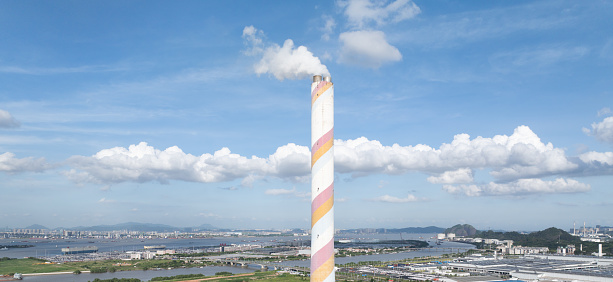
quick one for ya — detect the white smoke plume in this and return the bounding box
[242,26,329,80]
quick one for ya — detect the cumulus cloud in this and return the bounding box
[64,126,584,192]
[427,168,473,184]
[0,110,20,128]
[242,26,329,80]
[335,126,577,180]
[372,193,421,203]
[338,30,402,68]
[579,151,613,165]
[0,152,50,173]
[583,116,613,144]
[340,0,421,28]
[334,0,418,69]
[577,151,613,176]
[65,142,309,185]
[443,178,590,197]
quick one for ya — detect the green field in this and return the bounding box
[0,258,78,275]
[0,259,313,281]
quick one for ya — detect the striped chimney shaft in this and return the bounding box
[310,75,334,282]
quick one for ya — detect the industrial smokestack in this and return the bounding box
[599,244,603,257]
[310,75,334,282]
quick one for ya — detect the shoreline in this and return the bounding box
[21,270,91,276]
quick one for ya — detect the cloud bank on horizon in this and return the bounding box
[4,123,613,198]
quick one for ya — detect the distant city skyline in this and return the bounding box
[1,1,613,231]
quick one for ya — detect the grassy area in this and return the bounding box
[0,257,219,275]
[197,272,308,281]
[0,258,78,275]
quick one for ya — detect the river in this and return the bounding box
[1,233,474,281]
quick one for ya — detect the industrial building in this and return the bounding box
[446,255,613,282]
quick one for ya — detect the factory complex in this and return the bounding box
[446,254,613,282]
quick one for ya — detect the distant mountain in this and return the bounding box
[195,224,216,230]
[343,226,445,234]
[59,222,220,232]
[24,224,49,230]
[445,224,477,236]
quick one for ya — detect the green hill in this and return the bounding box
[475,227,604,253]
[445,224,477,236]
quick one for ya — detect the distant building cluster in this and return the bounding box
[570,224,613,243]
[10,229,49,235]
[451,236,549,255]
[128,249,175,260]
[436,233,456,240]
[556,244,576,255]
[1,228,305,240]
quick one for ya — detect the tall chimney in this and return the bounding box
[310,75,335,282]
[599,244,603,257]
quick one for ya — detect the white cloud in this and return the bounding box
[243,26,329,80]
[579,151,613,165]
[197,212,219,218]
[321,16,336,41]
[335,125,577,180]
[583,116,613,144]
[598,107,611,117]
[341,0,421,28]
[64,126,581,188]
[0,152,50,173]
[265,188,296,196]
[338,30,402,68]
[443,178,590,197]
[98,198,116,203]
[66,142,309,185]
[265,187,309,198]
[427,168,473,184]
[372,193,421,203]
[0,110,20,128]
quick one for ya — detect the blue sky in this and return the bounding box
[1,0,613,231]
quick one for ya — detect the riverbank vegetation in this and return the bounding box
[0,257,223,275]
[86,271,311,282]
